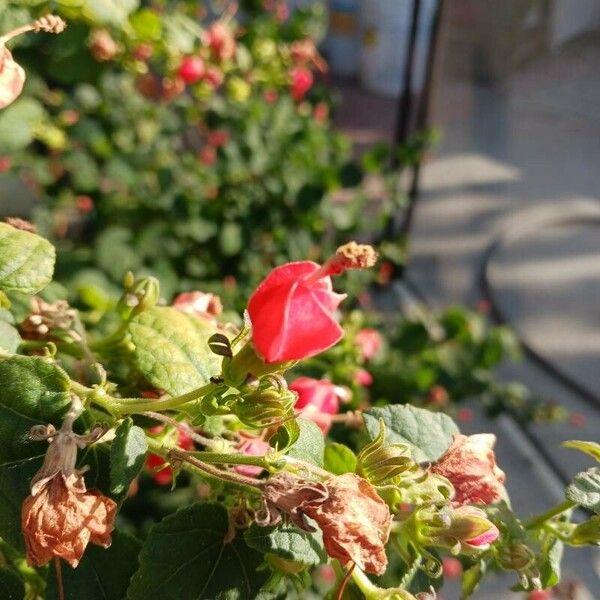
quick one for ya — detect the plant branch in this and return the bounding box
[524,500,575,530]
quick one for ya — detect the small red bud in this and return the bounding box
[178,56,205,84]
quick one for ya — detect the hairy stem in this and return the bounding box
[524,500,575,530]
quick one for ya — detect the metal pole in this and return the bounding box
[398,0,446,243]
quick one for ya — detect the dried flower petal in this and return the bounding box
[431,434,506,506]
[22,473,116,567]
[260,472,391,574]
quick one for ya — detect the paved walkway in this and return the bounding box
[335,29,600,599]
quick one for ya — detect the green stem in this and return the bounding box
[192,451,278,470]
[524,500,575,530]
[70,380,218,416]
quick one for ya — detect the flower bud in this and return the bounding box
[356,328,382,360]
[232,377,296,429]
[117,276,160,319]
[357,421,454,510]
[89,29,120,62]
[496,542,536,571]
[419,505,499,554]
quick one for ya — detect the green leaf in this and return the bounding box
[540,538,563,589]
[0,223,55,294]
[460,560,487,600]
[287,419,324,467]
[363,405,459,462]
[0,567,24,600]
[0,309,21,353]
[0,356,72,462]
[0,98,45,153]
[84,0,140,25]
[130,8,162,40]
[563,440,600,463]
[0,455,43,551]
[244,523,326,567]
[127,307,220,395]
[127,503,269,600]
[324,443,357,475]
[46,531,141,600]
[110,418,147,499]
[566,467,600,513]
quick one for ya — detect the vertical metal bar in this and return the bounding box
[383,0,422,241]
[399,0,446,242]
[394,0,422,151]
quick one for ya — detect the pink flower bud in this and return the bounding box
[203,22,236,63]
[442,556,463,579]
[354,368,373,387]
[290,377,340,434]
[198,145,217,166]
[290,67,313,102]
[89,29,120,62]
[0,46,25,109]
[178,56,205,84]
[356,328,383,360]
[431,434,506,506]
[207,129,230,147]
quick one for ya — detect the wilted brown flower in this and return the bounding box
[88,29,120,62]
[22,472,116,567]
[4,217,36,232]
[431,434,506,506]
[20,297,77,340]
[20,397,116,568]
[258,472,391,574]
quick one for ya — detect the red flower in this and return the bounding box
[76,195,94,214]
[248,242,377,363]
[0,156,11,172]
[146,430,194,486]
[431,434,507,506]
[290,377,340,434]
[234,434,270,477]
[198,145,217,166]
[354,368,373,387]
[442,556,463,579]
[263,89,278,104]
[290,67,313,102]
[0,46,26,109]
[207,129,230,147]
[203,23,236,62]
[203,67,224,89]
[178,56,205,84]
[355,328,382,360]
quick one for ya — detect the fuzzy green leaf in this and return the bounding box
[0,223,55,294]
[0,455,43,551]
[110,418,148,499]
[46,531,141,600]
[127,503,268,600]
[0,567,24,600]
[0,356,71,463]
[287,419,324,467]
[0,309,21,353]
[324,443,357,475]
[127,307,221,396]
[244,523,326,566]
[363,405,458,462]
[566,467,600,513]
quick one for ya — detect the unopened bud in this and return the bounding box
[233,380,296,429]
[569,516,600,546]
[497,542,536,570]
[117,276,160,319]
